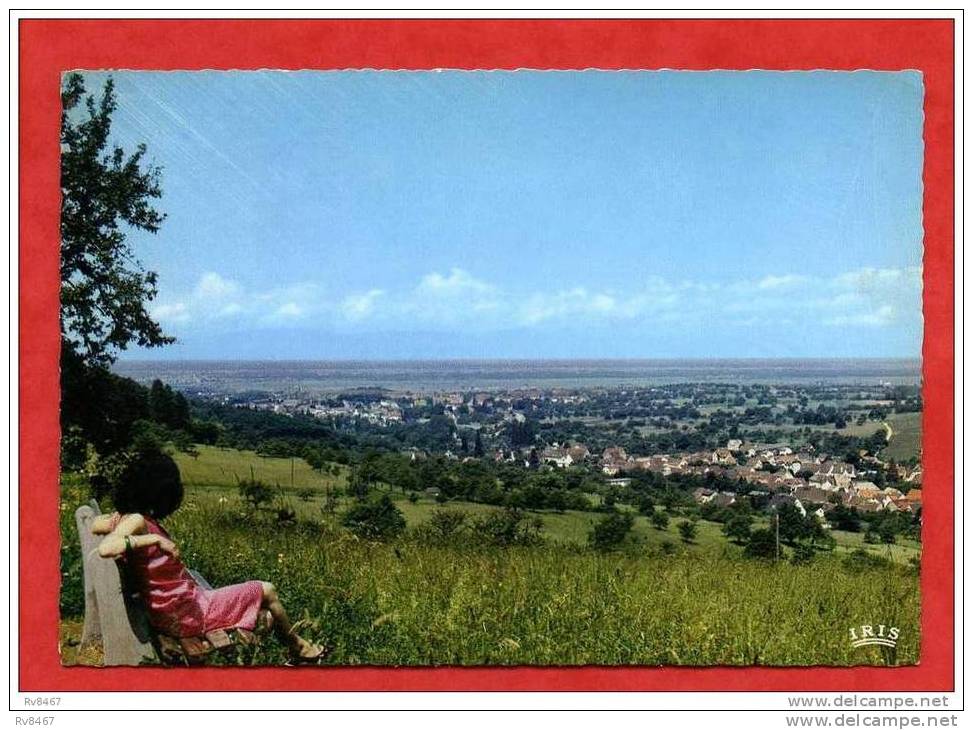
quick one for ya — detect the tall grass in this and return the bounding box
[60,479,919,666]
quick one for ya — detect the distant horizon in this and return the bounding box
[115,355,921,364]
[112,357,921,392]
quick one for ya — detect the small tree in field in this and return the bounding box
[342,493,406,541]
[677,520,697,543]
[589,511,635,551]
[745,528,779,560]
[650,510,670,530]
[238,477,273,511]
[722,513,753,544]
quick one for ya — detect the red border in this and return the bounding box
[19,19,954,692]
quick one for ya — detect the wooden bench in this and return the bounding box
[74,501,254,666]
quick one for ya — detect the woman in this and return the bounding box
[93,447,325,663]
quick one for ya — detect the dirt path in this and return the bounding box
[882,421,894,443]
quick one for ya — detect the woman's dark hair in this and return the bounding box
[112,446,184,519]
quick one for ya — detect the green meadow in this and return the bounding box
[60,446,921,667]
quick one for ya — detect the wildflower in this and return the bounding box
[277,553,285,564]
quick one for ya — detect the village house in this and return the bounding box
[567,443,591,462]
[792,485,833,506]
[541,447,574,469]
[712,447,737,466]
[710,492,737,509]
[769,493,806,517]
[692,487,717,504]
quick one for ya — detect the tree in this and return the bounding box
[341,493,406,540]
[677,520,698,543]
[589,511,635,551]
[637,495,655,516]
[775,503,811,544]
[650,510,670,530]
[722,512,753,544]
[830,504,862,532]
[745,528,778,559]
[60,73,171,367]
[473,430,485,458]
[238,477,274,510]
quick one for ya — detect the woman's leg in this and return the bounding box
[260,581,323,659]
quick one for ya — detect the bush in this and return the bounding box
[341,493,406,541]
[472,508,542,546]
[650,510,670,530]
[427,509,468,541]
[745,528,779,560]
[238,477,274,510]
[297,488,314,502]
[589,511,635,551]
[637,495,655,516]
[790,542,816,565]
[722,513,752,544]
[677,520,697,544]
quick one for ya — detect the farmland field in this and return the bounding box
[882,412,922,462]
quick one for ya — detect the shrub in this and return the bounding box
[677,520,697,544]
[321,489,339,516]
[722,513,752,544]
[297,488,314,502]
[745,528,779,560]
[659,540,677,556]
[589,511,635,551]
[407,492,419,504]
[637,495,655,516]
[276,506,297,526]
[341,493,406,541]
[472,507,542,546]
[650,510,670,530]
[427,509,469,541]
[790,542,816,565]
[238,478,274,510]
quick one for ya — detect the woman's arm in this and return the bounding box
[91,513,119,535]
[97,513,151,559]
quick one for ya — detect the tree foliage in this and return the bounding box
[589,510,635,551]
[60,73,171,367]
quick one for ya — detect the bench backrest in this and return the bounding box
[74,502,157,666]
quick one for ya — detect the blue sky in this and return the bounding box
[80,70,924,360]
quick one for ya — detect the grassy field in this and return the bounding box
[838,411,921,462]
[59,447,921,666]
[173,445,350,493]
[883,412,922,462]
[173,445,918,564]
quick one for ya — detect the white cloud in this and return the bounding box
[417,268,495,297]
[151,301,190,324]
[149,265,922,336]
[341,289,385,321]
[195,272,241,301]
[757,274,805,290]
[826,305,896,327]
